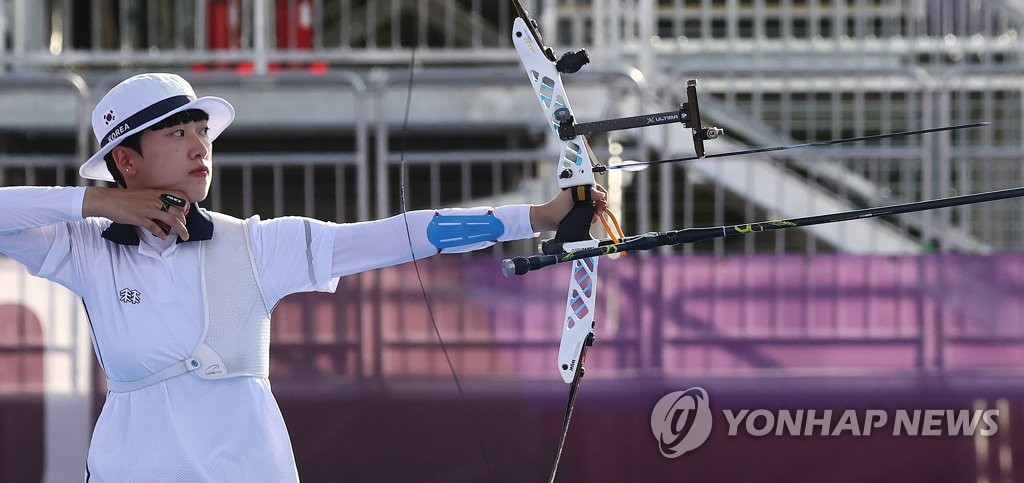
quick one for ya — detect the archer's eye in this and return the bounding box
[200,126,210,136]
[171,129,185,137]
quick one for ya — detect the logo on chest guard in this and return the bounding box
[118,288,142,305]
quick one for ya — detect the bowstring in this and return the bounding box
[397,47,496,480]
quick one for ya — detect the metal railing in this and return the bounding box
[4,1,1024,73]
[2,67,1023,252]
[937,65,1024,250]
[0,0,532,71]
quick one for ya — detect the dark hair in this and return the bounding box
[104,109,211,187]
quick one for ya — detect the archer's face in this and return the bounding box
[130,120,213,202]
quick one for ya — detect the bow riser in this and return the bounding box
[512,13,602,385]
[511,2,603,480]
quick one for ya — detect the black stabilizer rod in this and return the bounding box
[502,185,1024,276]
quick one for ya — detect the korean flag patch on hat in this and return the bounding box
[80,73,235,182]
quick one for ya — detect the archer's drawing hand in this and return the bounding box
[83,187,191,241]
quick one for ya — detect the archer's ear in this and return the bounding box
[110,146,138,176]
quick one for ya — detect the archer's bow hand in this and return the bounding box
[529,184,607,232]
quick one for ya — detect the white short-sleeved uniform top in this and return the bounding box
[0,186,536,482]
[63,209,336,482]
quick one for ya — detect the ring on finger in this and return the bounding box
[160,194,187,208]
[158,193,187,213]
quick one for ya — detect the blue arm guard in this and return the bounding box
[426,210,506,252]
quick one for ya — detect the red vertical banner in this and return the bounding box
[276,0,313,49]
[197,0,244,72]
[274,0,325,72]
[208,0,241,50]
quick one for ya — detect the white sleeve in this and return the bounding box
[0,186,86,233]
[331,204,536,278]
[248,216,341,306]
[0,186,86,277]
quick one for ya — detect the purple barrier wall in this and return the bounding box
[0,304,44,482]
[4,253,1024,481]
[268,253,1024,382]
[263,253,1024,482]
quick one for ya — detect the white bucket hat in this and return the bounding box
[80,73,235,182]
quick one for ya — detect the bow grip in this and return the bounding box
[541,186,597,255]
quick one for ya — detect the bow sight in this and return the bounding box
[554,79,724,158]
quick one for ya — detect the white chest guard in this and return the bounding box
[106,213,271,392]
